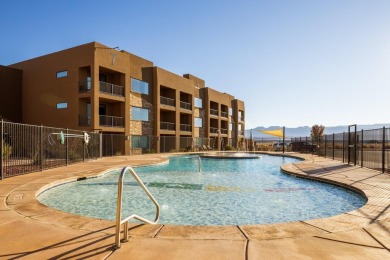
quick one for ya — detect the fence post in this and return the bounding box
[0,119,3,180]
[342,132,345,163]
[40,125,43,171]
[324,135,327,158]
[66,128,69,165]
[332,133,335,160]
[382,127,385,173]
[83,131,86,162]
[361,129,364,168]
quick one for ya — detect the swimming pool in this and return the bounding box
[37,154,366,226]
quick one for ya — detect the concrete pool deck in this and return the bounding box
[0,153,389,259]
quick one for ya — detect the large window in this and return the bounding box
[229,123,233,131]
[56,70,68,78]
[194,117,202,127]
[194,97,203,108]
[56,102,68,109]
[131,107,149,121]
[131,78,149,95]
[229,107,233,116]
[132,135,149,149]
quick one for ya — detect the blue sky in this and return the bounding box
[1,0,390,128]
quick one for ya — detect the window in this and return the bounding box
[56,70,68,78]
[131,107,149,121]
[131,78,149,95]
[194,97,203,108]
[194,117,202,127]
[229,107,233,116]
[238,124,242,131]
[132,135,149,149]
[229,123,233,131]
[56,102,68,109]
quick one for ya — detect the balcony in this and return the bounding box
[238,130,245,136]
[180,124,192,132]
[210,127,219,134]
[210,109,219,116]
[79,81,91,93]
[221,111,228,118]
[160,121,175,131]
[99,115,124,128]
[238,116,244,122]
[79,115,91,126]
[99,81,125,97]
[160,96,175,107]
[180,101,192,111]
[220,128,228,134]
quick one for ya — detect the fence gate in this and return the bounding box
[348,124,357,165]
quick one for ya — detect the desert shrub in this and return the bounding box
[2,143,12,160]
[224,145,233,151]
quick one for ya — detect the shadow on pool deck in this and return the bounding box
[0,152,389,259]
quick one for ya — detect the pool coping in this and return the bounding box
[1,152,390,258]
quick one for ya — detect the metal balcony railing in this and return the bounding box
[160,96,175,107]
[79,81,91,93]
[180,101,192,110]
[79,115,91,126]
[99,115,124,128]
[180,124,192,132]
[221,111,228,118]
[210,109,219,116]
[99,81,125,97]
[160,122,175,131]
[210,127,219,134]
[220,128,228,134]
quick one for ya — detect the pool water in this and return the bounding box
[38,155,366,226]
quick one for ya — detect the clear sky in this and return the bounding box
[1,0,389,128]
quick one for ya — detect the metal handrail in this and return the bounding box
[115,166,160,248]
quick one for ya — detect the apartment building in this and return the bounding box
[0,42,245,155]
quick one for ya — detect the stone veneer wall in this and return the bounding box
[129,93,154,136]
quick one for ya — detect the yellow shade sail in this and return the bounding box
[257,128,284,138]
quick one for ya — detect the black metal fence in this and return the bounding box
[292,127,390,174]
[1,120,100,179]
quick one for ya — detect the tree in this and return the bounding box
[311,124,325,144]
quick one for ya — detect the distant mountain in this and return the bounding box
[246,124,390,139]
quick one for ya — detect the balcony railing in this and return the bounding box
[238,130,245,136]
[180,124,192,132]
[210,109,219,116]
[79,81,91,93]
[221,111,228,118]
[180,101,192,110]
[79,115,91,126]
[99,115,124,128]
[210,127,219,134]
[220,128,228,134]
[99,81,125,97]
[239,116,244,122]
[160,121,175,131]
[160,96,175,107]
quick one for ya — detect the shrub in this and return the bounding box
[224,145,233,151]
[2,143,12,160]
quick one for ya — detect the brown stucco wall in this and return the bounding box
[0,66,22,122]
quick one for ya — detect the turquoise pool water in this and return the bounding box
[38,155,366,226]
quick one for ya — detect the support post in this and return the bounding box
[83,131,86,162]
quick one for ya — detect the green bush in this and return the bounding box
[224,145,234,151]
[2,143,12,160]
